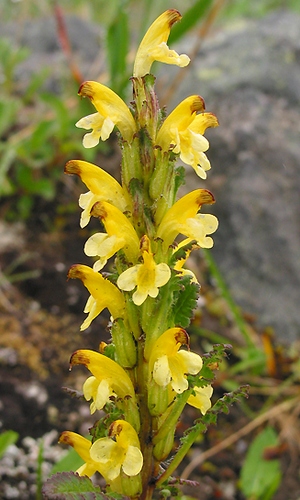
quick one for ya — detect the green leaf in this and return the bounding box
[107,7,130,97]
[0,144,16,194]
[0,430,19,459]
[0,98,20,137]
[42,472,109,499]
[168,0,214,44]
[41,93,70,138]
[15,165,55,199]
[157,385,249,488]
[172,275,199,328]
[240,426,282,500]
[28,120,55,151]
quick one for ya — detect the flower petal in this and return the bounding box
[155,263,171,287]
[153,355,171,387]
[122,446,143,476]
[117,265,139,291]
[83,377,114,413]
[185,214,219,248]
[188,385,213,415]
[176,349,203,374]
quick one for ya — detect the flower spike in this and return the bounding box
[133,9,190,77]
[117,235,171,305]
[68,264,125,329]
[65,160,128,227]
[76,81,136,146]
[59,9,222,496]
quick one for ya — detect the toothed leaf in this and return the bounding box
[42,472,109,499]
[172,275,199,328]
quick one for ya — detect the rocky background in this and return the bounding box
[2,9,300,342]
[180,10,300,343]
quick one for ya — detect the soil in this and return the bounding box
[1,175,300,500]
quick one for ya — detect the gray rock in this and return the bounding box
[0,15,102,92]
[181,10,300,342]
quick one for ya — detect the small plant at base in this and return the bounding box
[43,9,248,500]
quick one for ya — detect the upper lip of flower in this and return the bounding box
[156,189,218,251]
[64,160,129,228]
[58,432,99,477]
[67,264,125,329]
[77,81,136,145]
[133,9,190,77]
[70,349,136,400]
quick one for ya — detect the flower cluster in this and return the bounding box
[60,10,218,498]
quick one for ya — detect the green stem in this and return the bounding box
[153,391,191,444]
[156,421,205,488]
[136,338,155,499]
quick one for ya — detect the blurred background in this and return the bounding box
[1,1,300,499]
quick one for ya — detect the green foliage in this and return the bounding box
[172,275,200,328]
[198,342,232,382]
[36,440,44,500]
[224,0,300,19]
[106,6,130,98]
[0,430,19,459]
[157,385,249,488]
[42,472,110,499]
[240,426,282,500]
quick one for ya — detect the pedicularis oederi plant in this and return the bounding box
[43,10,248,500]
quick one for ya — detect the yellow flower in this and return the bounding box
[157,189,218,252]
[70,349,136,412]
[58,432,100,477]
[84,201,140,271]
[133,9,190,77]
[90,420,143,482]
[68,264,125,330]
[187,384,213,415]
[117,235,171,305]
[156,95,218,178]
[149,327,203,393]
[76,81,136,147]
[65,160,128,228]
